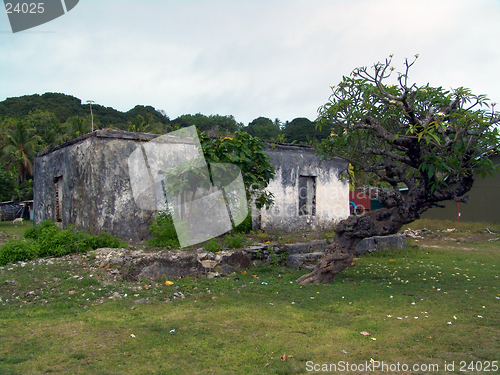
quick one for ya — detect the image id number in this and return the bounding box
[5,3,44,14]
[459,361,498,372]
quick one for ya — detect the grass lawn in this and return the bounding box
[0,220,33,238]
[0,220,499,374]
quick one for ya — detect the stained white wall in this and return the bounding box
[255,145,349,232]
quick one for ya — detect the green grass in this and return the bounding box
[404,218,500,233]
[0,220,33,237]
[0,221,499,374]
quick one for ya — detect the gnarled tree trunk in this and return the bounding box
[296,206,406,284]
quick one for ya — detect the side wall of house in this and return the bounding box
[420,154,500,223]
[34,136,155,241]
[255,145,349,231]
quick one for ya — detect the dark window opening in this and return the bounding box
[54,176,63,223]
[298,176,316,216]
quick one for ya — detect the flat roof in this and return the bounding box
[36,128,157,157]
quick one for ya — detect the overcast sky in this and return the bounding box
[1,0,500,125]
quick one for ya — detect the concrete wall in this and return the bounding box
[34,130,350,241]
[34,129,156,241]
[256,144,349,232]
[421,154,500,223]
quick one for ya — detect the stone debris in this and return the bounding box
[89,247,252,282]
[402,229,424,239]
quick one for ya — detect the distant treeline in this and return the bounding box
[0,92,334,143]
[0,92,334,201]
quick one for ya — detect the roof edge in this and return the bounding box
[36,128,159,157]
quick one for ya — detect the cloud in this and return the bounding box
[1,0,500,124]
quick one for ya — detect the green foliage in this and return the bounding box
[282,117,331,144]
[244,117,281,141]
[0,164,19,201]
[266,246,288,266]
[199,130,275,209]
[127,113,165,134]
[23,109,65,147]
[0,93,170,130]
[203,238,220,253]
[0,238,39,266]
[147,211,180,248]
[1,118,42,183]
[232,212,253,233]
[63,115,91,138]
[223,233,246,249]
[0,93,85,123]
[171,113,243,136]
[0,220,125,266]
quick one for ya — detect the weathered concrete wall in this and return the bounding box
[421,154,500,223]
[34,129,156,241]
[256,144,349,232]
[34,130,350,242]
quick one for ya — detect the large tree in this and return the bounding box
[297,56,499,284]
[245,117,281,141]
[1,118,42,183]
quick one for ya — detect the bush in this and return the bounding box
[232,213,253,234]
[0,220,126,266]
[223,233,246,249]
[147,211,180,248]
[0,239,40,266]
[204,238,221,253]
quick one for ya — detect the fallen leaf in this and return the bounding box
[360,331,371,336]
[144,285,151,290]
[68,291,76,295]
[280,353,293,361]
[165,281,174,286]
[252,275,257,278]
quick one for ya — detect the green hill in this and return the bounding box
[0,92,170,129]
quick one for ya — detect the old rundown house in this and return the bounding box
[33,129,349,242]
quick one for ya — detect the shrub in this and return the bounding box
[223,233,245,249]
[0,239,40,266]
[0,220,126,266]
[204,238,220,253]
[147,211,180,248]
[232,213,253,234]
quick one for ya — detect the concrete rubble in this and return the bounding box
[91,233,408,281]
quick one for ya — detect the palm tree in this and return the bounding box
[127,114,161,133]
[64,115,91,138]
[2,119,42,183]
